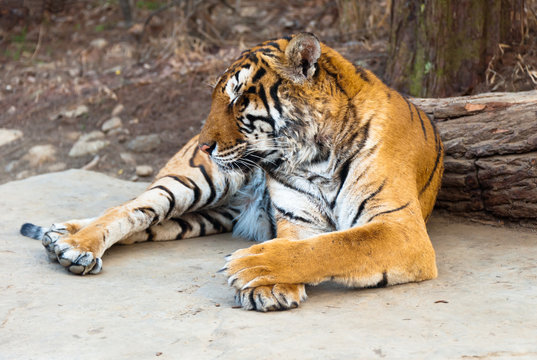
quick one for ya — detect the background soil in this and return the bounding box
[1,0,536,185]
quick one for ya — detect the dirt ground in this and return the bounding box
[1,0,536,185]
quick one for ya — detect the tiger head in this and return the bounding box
[198,32,365,172]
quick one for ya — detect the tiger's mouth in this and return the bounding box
[211,143,279,173]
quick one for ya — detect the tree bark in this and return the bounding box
[412,90,537,228]
[387,0,526,97]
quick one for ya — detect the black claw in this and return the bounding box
[217,267,227,274]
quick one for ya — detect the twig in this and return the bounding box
[30,20,45,61]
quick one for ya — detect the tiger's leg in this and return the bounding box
[118,207,240,244]
[22,135,247,275]
[223,203,437,310]
[232,218,327,312]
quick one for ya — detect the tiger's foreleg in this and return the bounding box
[21,136,246,275]
[223,205,437,310]
[230,218,327,311]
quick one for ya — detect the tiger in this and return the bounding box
[20,33,444,312]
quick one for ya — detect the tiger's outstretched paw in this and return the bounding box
[235,284,306,312]
[42,225,102,275]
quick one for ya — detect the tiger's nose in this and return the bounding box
[199,142,216,155]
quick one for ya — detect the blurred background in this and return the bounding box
[1,0,536,184]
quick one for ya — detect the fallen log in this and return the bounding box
[413,90,537,229]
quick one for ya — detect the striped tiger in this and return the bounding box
[20,33,444,312]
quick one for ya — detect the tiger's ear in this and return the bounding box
[283,33,321,83]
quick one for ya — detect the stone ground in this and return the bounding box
[1,170,537,359]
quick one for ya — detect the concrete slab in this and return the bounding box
[1,170,536,359]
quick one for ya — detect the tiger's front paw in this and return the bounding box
[42,225,102,275]
[236,284,307,312]
[222,238,310,289]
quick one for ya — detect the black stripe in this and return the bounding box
[249,290,257,310]
[219,210,237,224]
[355,66,370,83]
[273,205,313,224]
[265,41,281,51]
[414,105,428,140]
[162,175,201,211]
[258,84,270,113]
[199,216,206,237]
[367,202,410,222]
[331,119,373,208]
[150,185,176,219]
[352,180,386,226]
[403,97,414,122]
[248,52,259,64]
[171,217,192,239]
[419,128,442,196]
[145,227,154,241]
[269,78,283,115]
[368,272,388,288]
[135,207,158,226]
[258,49,278,58]
[198,212,226,233]
[246,114,274,129]
[252,67,266,83]
[189,147,216,208]
[330,159,351,209]
[269,172,330,214]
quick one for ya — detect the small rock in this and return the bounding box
[136,165,153,177]
[0,128,23,147]
[108,128,130,137]
[79,130,105,142]
[47,162,67,172]
[25,144,57,166]
[127,134,161,153]
[120,152,136,166]
[101,116,122,133]
[111,104,124,116]
[129,118,139,124]
[69,132,109,157]
[90,38,108,49]
[7,106,16,115]
[5,84,12,92]
[52,104,89,120]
